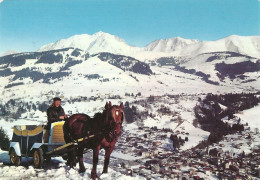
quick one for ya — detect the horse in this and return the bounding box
[63,101,124,179]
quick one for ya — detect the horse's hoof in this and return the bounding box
[66,163,73,168]
[91,175,99,180]
[79,168,86,173]
[91,173,99,179]
[102,170,108,174]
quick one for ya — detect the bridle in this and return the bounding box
[105,106,123,142]
[105,107,123,126]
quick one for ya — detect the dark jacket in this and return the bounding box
[46,105,65,130]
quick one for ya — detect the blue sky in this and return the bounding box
[0,0,259,54]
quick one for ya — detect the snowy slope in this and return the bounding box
[235,104,260,131]
[0,46,259,107]
[179,51,260,85]
[0,54,259,105]
[0,47,229,101]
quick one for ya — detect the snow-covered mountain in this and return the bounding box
[0,32,259,104]
[38,31,142,56]
[179,35,260,57]
[0,47,259,103]
[145,35,260,58]
[38,32,260,59]
[144,37,199,53]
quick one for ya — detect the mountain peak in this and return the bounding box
[38,31,140,55]
[170,36,200,43]
[145,36,200,53]
[93,31,108,36]
[227,34,239,38]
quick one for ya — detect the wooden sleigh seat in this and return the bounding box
[49,121,65,144]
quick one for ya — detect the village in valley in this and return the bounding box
[107,124,260,180]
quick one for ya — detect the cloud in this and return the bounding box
[0,0,3,3]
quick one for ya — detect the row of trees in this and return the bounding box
[207,123,244,144]
[194,93,259,132]
[1,96,141,121]
[194,92,260,145]
[0,99,50,120]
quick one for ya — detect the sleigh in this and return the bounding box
[9,121,94,168]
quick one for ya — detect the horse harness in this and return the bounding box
[66,107,123,146]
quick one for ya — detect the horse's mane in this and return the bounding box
[93,109,106,119]
[91,109,107,127]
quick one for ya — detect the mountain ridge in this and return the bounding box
[37,32,260,58]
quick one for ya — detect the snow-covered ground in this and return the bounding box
[235,104,260,131]
[0,150,144,180]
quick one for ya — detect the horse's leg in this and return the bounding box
[66,147,73,168]
[78,146,86,173]
[67,146,77,168]
[66,152,71,167]
[64,124,77,168]
[91,145,101,179]
[102,146,114,174]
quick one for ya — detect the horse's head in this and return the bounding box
[104,101,124,141]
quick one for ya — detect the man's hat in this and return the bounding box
[53,97,61,101]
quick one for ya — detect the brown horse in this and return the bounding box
[63,101,124,179]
